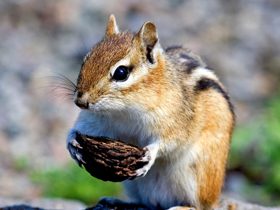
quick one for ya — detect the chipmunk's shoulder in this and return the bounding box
[165,46,207,74]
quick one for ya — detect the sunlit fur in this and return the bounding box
[66,15,234,210]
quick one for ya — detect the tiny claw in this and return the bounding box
[75,153,86,164]
[70,139,83,149]
[81,158,86,164]
[129,172,137,177]
[75,154,87,164]
[73,151,87,166]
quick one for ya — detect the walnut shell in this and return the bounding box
[75,132,148,182]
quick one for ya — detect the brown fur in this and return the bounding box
[77,32,134,93]
[106,14,119,37]
[194,90,233,209]
[74,15,235,210]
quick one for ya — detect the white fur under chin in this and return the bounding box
[67,109,199,209]
[67,108,155,149]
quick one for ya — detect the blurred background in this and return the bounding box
[0,0,280,207]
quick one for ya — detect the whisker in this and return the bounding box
[58,94,73,109]
[51,93,74,102]
[40,71,77,106]
[52,76,77,91]
[49,83,74,90]
[80,34,88,53]
[44,77,76,91]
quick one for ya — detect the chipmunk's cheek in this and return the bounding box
[87,95,126,113]
[88,103,104,112]
[88,98,112,112]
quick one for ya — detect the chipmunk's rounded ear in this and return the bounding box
[137,22,160,64]
[106,14,119,38]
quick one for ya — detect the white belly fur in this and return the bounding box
[123,152,199,209]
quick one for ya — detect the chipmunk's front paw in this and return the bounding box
[129,148,152,179]
[67,131,86,167]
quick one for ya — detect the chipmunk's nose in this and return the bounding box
[75,100,89,109]
[74,92,89,109]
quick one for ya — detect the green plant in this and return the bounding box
[31,162,123,205]
[13,156,29,172]
[228,93,280,205]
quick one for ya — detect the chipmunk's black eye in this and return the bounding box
[112,66,129,81]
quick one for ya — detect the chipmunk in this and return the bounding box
[66,15,235,210]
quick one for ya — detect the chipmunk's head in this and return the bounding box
[74,15,165,115]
